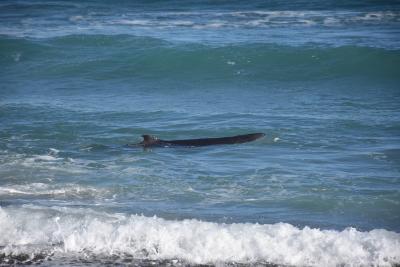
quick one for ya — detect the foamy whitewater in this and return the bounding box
[1,0,400,266]
[1,206,399,266]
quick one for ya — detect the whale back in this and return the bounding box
[141,135,159,146]
[165,133,265,146]
[137,133,265,147]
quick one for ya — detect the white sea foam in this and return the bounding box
[0,206,399,266]
[48,148,60,155]
[114,19,153,26]
[1,151,89,175]
[29,155,60,162]
[324,17,340,26]
[351,11,399,22]
[169,20,195,26]
[69,15,85,22]
[1,9,399,45]
[108,10,400,31]
[0,183,111,199]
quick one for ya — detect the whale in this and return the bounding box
[129,133,265,147]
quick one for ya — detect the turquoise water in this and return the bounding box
[1,1,400,266]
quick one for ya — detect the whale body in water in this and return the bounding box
[129,133,265,147]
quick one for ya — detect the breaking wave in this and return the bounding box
[0,206,399,266]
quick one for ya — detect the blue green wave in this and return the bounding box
[1,35,399,81]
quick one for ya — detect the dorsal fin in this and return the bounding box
[141,134,158,145]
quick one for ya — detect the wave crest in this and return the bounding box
[0,206,399,266]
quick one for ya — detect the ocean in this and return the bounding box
[1,0,400,266]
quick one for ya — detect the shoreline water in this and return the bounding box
[1,206,399,266]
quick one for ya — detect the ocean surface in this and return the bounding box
[1,0,400,266]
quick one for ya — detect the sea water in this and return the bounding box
[0,0,400,266]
